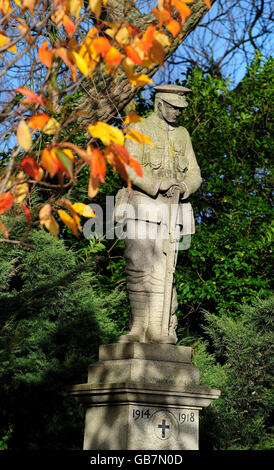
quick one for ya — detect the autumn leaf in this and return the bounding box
[125,45,142,65]
[72,202,95,218]
[105,46,122,67]
[20,202,31,225]
[22,0,38,13]
[90,148,106,182]
[41,117,60,135]
[55,148,74,178]
[0,0,12,16]
[88,122,124,146]
[41,148,60,178]
[39,203,60,237]
[38,41,53,67]
[0,31,17,54]
[17,120,32,151]
[21,156,41,180]
[88,172,99,199]
[72,50,89,76]
[0,220,9,239]
[28,113,50,130]
[67,0,83,19]
[172,0,191,21]
[125,128,154,146]
[63,14,76,36]
[152,7,171,28]
[123,112,143,126]
[89,0,101,21]
[129,156,143,177]
[57,209,79,236]
[127,73,154,87]
[93,37,111,57]
[166,18,181,38]
[12,171,28,203]
[0,192,13,215]
[203,0,211,7]
[54,47,77,82]
[139,24,156,54]
[14,87,45,107]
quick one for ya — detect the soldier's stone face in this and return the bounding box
[159,101,181,124]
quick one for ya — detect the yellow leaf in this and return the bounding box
[89,0,101,21]
[41,117,60,135]
[154,31,170,48]
[72,202,95,217]
[125,128,154,146]
[123,112,143,126]
[128,73,154,87]
[17,120,32,151]
[72,50,89,76]
[57,209,79,236]
[88,122,124,146]
[13,0,21,6]
[67,0,83,19]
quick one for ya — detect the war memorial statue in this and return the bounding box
[70,86,220,451]
[115,84,202,345]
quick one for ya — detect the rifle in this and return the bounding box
[161,185,181,339]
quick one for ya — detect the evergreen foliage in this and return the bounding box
[193,296,274,449]
[0,230,123,449]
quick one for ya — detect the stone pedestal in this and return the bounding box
[70,343,220,450]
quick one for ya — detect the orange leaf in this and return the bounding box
[93,37,111,57]
[125,128,154,146]
[125,45,142,65]
[63,14,76,36]
[20,202,31,225]
[90,148,106,182]
[172,0,191,21]
[0,192,13,215]
[54,47,77,82]
[88,172,99,199]
[152,7,171,28]
[129,157,143,177]
[41,148,60,178]
[110,143,130,164]
[123,112,143,126]
[21,156,41,180]
[203,0,211,7]
[166,18,181,37]
[105,46,122,67]
[38,41,53,67]
[0,220,9,239]
[28,113,50,130]
[14,87,45,107]
[139,24,156,54]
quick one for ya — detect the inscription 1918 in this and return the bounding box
[178,412,195,423]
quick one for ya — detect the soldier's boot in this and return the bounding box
[145,293,177,344]
[118,292,147,343]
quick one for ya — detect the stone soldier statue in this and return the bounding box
[115,84,202,344]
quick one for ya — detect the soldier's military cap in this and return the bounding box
[154,84,192,108]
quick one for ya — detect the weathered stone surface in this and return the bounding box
[98,343,192,363]
[70,343,221,450]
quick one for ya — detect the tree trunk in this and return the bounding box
[75,0,217,126]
